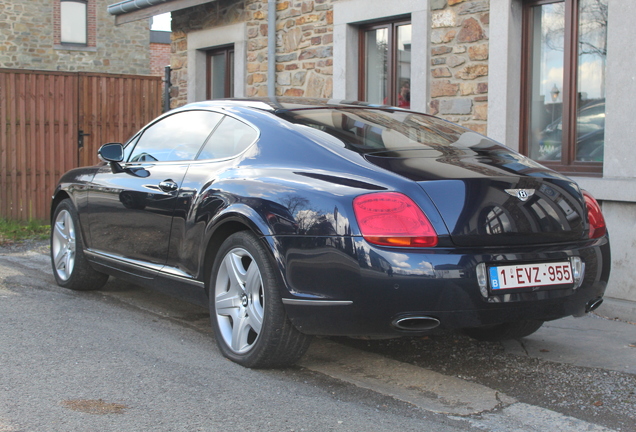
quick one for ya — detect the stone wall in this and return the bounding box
[0,0,151,75]
[170,0,249,107]
[266,0,334,98]
[429,0,489,135]
[170,0,334,107]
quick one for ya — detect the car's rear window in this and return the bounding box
[277,108,471,154]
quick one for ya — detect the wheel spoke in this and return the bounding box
[224,251,247,290]
[54,220,68,243]
[244,261,263,333]
[215,290,241,317]
[246,305,263,334]
[54,246,68,270]
[231,312,251,352]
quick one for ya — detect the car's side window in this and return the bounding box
[196,116,258,160]
[128,111,223,162]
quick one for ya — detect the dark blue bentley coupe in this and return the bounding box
[50,98,610,368]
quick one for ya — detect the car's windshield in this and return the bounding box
[277,108,481,154]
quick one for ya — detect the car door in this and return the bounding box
[87,110,224,272]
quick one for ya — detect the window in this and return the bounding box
[520,0,608,175]
[359,19,412,108]
[206,46,235,99]
[128,111,223,162]
[60,0,87,45]
[197,116,257,160]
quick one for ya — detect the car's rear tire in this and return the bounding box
[463,320,544,342]
[51,199,109,291]
[210,231,311,368]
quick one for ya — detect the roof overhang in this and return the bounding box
[108,0,216,25]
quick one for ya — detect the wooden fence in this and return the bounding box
[0,69,162,221]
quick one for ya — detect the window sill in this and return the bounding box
[54,44,97,52]
[574,177,636,203]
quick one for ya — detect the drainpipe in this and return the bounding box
[163,65,171,112]
[268,0,276,98]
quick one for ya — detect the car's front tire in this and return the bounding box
[463,320,544,342]
[210,231,311,368]
[51,199,109,291]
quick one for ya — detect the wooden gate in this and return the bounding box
[0,69,162,221]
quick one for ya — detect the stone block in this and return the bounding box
[440,98,473,115]
[432,10,456,29]
[432,67,452,78]
[305,72,325,97]
[460,82,477,95]
[277,72,292,85]
[429,99,440,116]
[298,46,332,60]
[276,53,298,62]
[447,55,466,68]
[473,103,488,120]
[431,0,447,11]
[284,88,304,97]
[431,29,457,45]
[456,64,488,80]
[432,46,453,56]
[431,80,459,98]
[457,0,489,15]
[292,70,307,86]
[468,44,489,61]
[457,18,484,43]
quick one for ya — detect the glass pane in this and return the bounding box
[364,28,388,105]
[396,24,412,109]
[129,111,223,162]
[197,116,257,160]
[61,1,87,44]
[527,3,565,162]
[210,53,227,99]
[575,0,607,162]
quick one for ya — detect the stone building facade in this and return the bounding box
[110,0,635,321]
[1,0,151,74]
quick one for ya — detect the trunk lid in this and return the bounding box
[364,145,588,247]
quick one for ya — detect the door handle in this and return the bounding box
[158,180,178,192]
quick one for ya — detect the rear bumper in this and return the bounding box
[274,236,610,336]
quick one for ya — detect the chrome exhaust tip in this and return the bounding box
[586,297,604,313]
[392,316,441,331]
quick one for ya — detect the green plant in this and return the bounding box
[0,218,50,245]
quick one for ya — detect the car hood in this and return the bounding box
[364,146,588,247]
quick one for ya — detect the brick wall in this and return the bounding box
[428,0,490,134]
[1,0,151,75]
[150,43,171,76]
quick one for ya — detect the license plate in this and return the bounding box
[489,262,573,290]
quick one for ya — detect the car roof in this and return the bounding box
[182,97,413,114]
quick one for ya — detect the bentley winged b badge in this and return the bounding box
[505,188,536,202]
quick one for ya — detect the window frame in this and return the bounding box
[60,0,88,46]
[519,0,604,176]
[357,17,411,107]
[206,45,235,100]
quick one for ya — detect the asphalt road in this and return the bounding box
[1,240,634,432]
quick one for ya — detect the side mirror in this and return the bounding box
[98,143,124,163]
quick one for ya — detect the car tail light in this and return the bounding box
[353,192,438,247]
[582,190,606,239]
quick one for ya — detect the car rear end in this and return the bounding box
[272,103,610,337]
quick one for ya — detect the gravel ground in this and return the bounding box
[336,330,636,431]
[4,239,635,431]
